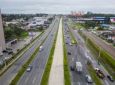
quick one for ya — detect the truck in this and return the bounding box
[95,68,105,79]
[76,62,82,72]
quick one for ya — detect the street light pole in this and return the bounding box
[98,47,101,65]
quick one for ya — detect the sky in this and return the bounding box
[0,0,115,14]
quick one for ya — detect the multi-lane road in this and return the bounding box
[18,17,59,85]
[63,21,91,85]
[63,18,115,85]
[0,17,60,85]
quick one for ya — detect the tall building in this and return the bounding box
[0,9,5,55]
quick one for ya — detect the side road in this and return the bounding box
[48,18,64,85]
[83,31,115,59]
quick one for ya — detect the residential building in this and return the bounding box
[0,9,5,55]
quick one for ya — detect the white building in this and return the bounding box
[27,17,47,29]
[0,9,5,55]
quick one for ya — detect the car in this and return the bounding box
[6,48,12,50]
[85,75,93,83]
[68,52,71,55]
[70,66,74,71]
[39,46,43,51]
[2,50,8,53]
[7,50,13,55]
[69,43,72,46]
[51,34,53,36]
[66,42,68,44]
[95,68,105,79]
[67,36,70,38]
[26,65,32,72]
[107,75,114,82]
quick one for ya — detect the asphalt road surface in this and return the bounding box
[0,17,58,85]
[17,18,60,85]
[63,21,92,85]
[69,18,115,85]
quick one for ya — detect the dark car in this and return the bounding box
[107,75,114,82]
[68,52,71,55]
[7,50,13,55]
[6,48,12,50]
[70,66,74,71]
[2,50,8,53]
[66,42,68,44]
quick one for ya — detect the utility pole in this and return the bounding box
[98,47,101,65]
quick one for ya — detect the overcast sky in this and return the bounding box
[0,0,115,14]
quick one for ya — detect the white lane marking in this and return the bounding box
[86,83,89,85]
[32,77,36,84]
[104,80,109,85]
[25,77,29,84]
[77,82,81,85]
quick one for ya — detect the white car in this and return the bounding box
[26,65,32,72]
[39,46,43,51]
[69,43,72,46]
[85,75,93,83]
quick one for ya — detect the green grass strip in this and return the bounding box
[63,21,71,85]
[78,31,115,79]
[40,25,58,85]
[67,23,77,44]
[87,64,103,85]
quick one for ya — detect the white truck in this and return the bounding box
[76,62,82,72]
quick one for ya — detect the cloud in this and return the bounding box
[0,0,115,14]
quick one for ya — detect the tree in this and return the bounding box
[4,24,28,41]
[84,21,97,28]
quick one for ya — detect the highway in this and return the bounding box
[0,17,59,85]
[17,17,60,85]
[68,18,115,85]
[63,21,92,85]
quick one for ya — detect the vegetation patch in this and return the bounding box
[67,24,77,44]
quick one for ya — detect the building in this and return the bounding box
[93,17,110,24]
[110,17,115,23]
[0,9,5,55]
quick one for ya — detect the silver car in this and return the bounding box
[85,75,93,83]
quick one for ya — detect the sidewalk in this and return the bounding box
[48,18,64,85]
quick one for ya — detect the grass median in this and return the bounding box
[67,23,77,44]
[40,25,58,85]
[63,24,71,85]
[79,31,115,79]
[0,31,44,76]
